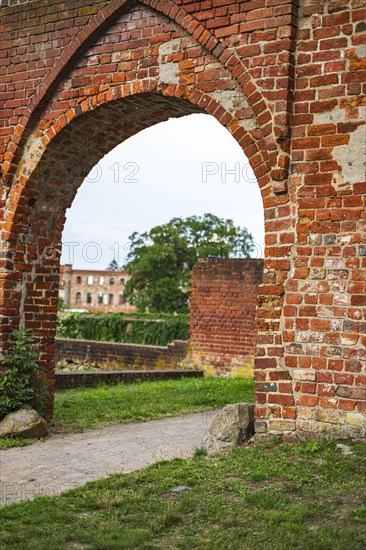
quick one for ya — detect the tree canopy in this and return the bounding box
[107,259,120,271]
[123,213,254,313]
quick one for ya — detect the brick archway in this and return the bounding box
[4,92,279,415]
[1,0,365,440]
[3,0,284,425]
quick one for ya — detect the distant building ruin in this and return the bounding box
[59,264,136,313]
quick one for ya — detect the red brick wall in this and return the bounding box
[189,258,263,377]
[0,0,365,439]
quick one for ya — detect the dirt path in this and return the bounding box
[0,411,216,507]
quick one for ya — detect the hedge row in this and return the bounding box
[56,313,189,346]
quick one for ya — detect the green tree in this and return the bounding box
[107,259,119,270]
[123,214,254,313]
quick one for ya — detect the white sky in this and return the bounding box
[61,113,265,269]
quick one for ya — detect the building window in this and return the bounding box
[88,275,93,285]
[76,276,82,284]
[87,292,92,304]
[110,277,115,285]
[119,294,124,305]
[99,276,105,285]
[98,292,104,305]
[108,293,114,305]
[76,292,81,304]
[120,278,125,285]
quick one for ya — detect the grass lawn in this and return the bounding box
[0,439,365,549]
[0,437,33,450]
[52,376,254,432]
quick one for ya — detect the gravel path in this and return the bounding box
[0,411,216,507]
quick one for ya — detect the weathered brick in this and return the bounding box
[337,386,365,400]
[297,395,319,407]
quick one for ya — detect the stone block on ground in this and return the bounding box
[0,409,48,438]
[203,403,254,454]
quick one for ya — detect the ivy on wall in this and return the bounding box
[56,313,189,346]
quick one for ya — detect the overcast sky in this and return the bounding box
[61,113,265,270]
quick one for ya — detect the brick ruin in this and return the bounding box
[188,258,264,377]
[0,0,365,439]
[59,264,136,313]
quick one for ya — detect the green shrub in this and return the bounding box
[56,313,189,346]
[0,328,48,420]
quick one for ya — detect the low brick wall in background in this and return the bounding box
[55,338,188,371]
[56,369,203,391]
[188,258,264,377]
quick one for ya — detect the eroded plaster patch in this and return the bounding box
[313,107,366,186]
[158,39,180,85]
[333,121,366,186]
